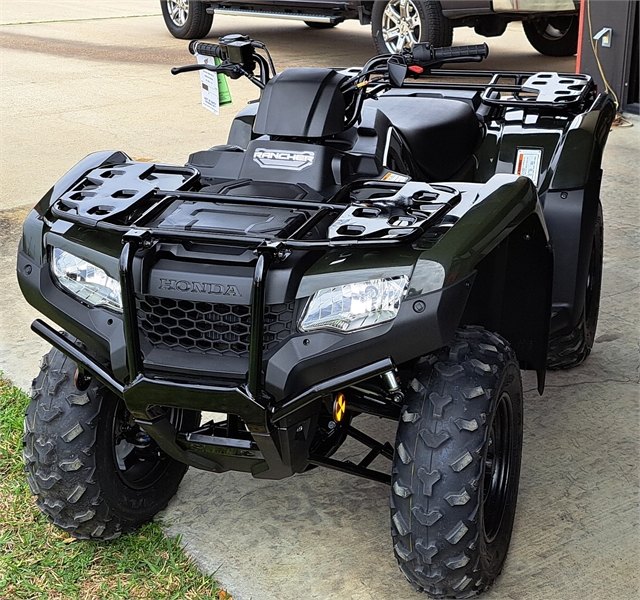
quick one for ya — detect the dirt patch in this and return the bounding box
[0,205,31,250]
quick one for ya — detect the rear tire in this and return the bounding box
[160,0,213,40]
[391,326,523,597]
[372,0,453,55]
[23,347,199,540]
[523,15,579,57]
[547,201,603,369]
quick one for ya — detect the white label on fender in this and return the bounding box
[515,148,543,184]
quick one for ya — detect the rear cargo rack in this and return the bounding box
[403,69,596,113]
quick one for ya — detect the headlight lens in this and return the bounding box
[51,248,122,312]
[299,276,409,333]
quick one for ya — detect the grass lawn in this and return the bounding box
[0,374,227,600]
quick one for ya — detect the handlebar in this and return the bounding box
[411,42,489,65]
[175,36,490,115]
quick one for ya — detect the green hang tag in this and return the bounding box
[215,58,233,106]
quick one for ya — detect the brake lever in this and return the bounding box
[171,63,223,75]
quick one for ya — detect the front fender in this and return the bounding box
[419,174,553,384]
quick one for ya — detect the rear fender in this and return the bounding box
[549,93,615,191]
[544,93,615,330]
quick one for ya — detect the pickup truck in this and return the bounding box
[161,0,580,56]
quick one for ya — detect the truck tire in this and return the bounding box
[522,15,579,57]
[23,347,199,540]
[372,0,453,55]
[391,326,523,598]
[305,22,338,29]
[160,0,213,40]
[547,201,603,369]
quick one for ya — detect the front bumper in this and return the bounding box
[31,318,396,478]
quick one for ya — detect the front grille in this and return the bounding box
[138,296,295,357]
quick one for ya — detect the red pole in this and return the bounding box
[576,0,587,73]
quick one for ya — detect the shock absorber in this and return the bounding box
[382,370,404,404]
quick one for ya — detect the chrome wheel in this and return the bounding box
[523,15,579,56]
[535,16,574,42]
[381,0,422,53]
[167,0,189,27]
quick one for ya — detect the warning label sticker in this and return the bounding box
[515,148,543,184]
[381,171,410,183]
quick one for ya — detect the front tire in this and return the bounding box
[372,0,453,55]
[391,326,523,597]
[23,348,199,540]
[523,15,579,57]
[160,0,213,40]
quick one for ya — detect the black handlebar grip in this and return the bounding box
[189,41,223,58]
[411,43,434,64]
[432,43,489,61]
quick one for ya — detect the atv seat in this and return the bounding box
[370,97,482,181]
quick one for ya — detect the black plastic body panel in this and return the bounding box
[254,68,348,138]
[265,275,474,399]
[543,182,600,332]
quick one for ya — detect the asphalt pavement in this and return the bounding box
[1,2,638,600]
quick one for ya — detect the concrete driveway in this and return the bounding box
[1,2,638,599]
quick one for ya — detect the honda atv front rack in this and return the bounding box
[49,162,461,249]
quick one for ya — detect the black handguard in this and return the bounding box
[189,41,223,58]
[411,42,489,66]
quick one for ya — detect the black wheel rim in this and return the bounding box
[111,398,173,490]
[482,391,513,543]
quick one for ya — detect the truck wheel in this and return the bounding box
[160,0,213,40]
[522,15,579,57]
[391,326,523,597]
[23,347,199,540]
[372,0,453,55]
[547,201,603,369]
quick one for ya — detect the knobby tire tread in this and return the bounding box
[23,348,190,540]
[391,326,522,598]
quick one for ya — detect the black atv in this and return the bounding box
[18,35,614,598]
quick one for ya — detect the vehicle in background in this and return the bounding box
[160,0,580,57]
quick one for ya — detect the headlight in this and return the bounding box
[51,248,122,312]
[299,276,409,333]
